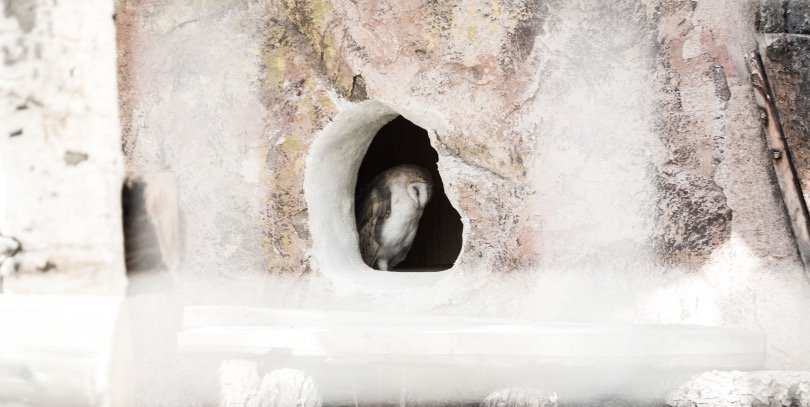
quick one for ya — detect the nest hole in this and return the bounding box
[354,116,463,272]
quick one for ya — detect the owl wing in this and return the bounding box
[358,184,391,268]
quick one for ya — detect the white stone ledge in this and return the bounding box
[178,306,769,404]
[179,306,765,367]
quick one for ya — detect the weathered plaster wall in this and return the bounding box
[117,0,290,279]
[0,0,126,294]
[117,0,810,371]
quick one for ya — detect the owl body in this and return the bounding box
[357,165,433,271]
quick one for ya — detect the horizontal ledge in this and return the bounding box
[184,305,519,328]
[178,306,765,370]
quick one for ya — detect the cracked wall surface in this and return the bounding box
[117,0,810,371]
[1,0,810,404]
[0,0,126,294]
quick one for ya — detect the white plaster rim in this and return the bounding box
[303,99,468,294]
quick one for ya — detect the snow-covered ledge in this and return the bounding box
[304,100,466,293]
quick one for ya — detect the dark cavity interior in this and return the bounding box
[354,116,463,272]
[122,179,165,273]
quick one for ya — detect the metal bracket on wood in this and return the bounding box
[748,46,810,280]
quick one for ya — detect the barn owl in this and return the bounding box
[357,164,433,271]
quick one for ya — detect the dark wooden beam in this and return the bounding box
[748,47,810,280]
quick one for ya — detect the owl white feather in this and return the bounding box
[357,164,433,271]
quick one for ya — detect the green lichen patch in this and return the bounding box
[278,0,354,97]
[255,14,343,274]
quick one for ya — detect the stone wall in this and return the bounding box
[0,0,126,294]
[115,0,810,369]
[0,0,808,404]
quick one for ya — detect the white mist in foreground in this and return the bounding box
[6,261,806,406]
[102,0,810,405]
[176,305,765,404]
[0,295,121,406]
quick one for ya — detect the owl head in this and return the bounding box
[408,180,430,209]
[398,164,433,209]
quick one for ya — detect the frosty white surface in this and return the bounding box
[179,306,765,403]
[0,295,122,406]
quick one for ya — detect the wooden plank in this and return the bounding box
[748,46,810,280]
[180,307,768,405]
[178,306,766,370]
[184,305,520,329]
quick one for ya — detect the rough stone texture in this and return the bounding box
[759,31,810,209]
[652,0,737,268]
[481,388,558,407]
[258,368,322,407]
[116,0,542,278]
[219,359,261,407]
[758,0,810,34]
[649,0,801,269]
[0,0,126,294]
[116,0,810,387]
[758,0,786,33]
[666,370,810,406]
[2,0,810,405]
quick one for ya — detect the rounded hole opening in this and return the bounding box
[354,116,463,272]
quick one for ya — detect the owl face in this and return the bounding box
[408,181,431,209]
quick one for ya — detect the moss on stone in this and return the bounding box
[278,0,354,97]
